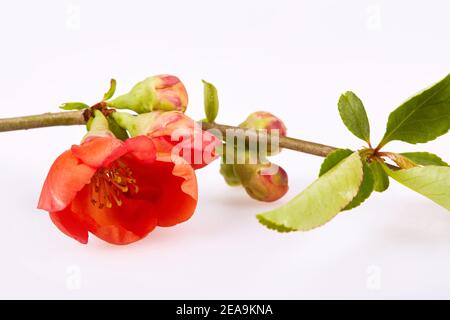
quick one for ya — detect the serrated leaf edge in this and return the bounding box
[257,152,364,232]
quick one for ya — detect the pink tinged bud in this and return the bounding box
[145,110,193,136]
[107,74,188,113]
[112,111,220,169]
[154,75,188,112]
[145,111,220,169]
[239,111,287,136]
[239,111,287,156]
[234,162,289,202]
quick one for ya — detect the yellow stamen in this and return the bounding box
[90,161,138,209]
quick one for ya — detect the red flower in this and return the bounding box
[38,134,198,245]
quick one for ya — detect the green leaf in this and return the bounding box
[103,79,117,101]
[257,152,363,232]
[107,117,129,141]
[59,102,89,110]
[319,149,353,177]
[368,161,390,192]
[202,80,219,123]
[343,162,374,210]
[86,117,93,131]
[338,91,371,143]
[319,148,373,210]
[383,165,450,211]
[379,73,450,147]
[400,152,448,167]
[256,216,296,232]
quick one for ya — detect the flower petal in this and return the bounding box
[185,128,221,169]
[125,154,198,227]
[71,186,158,245]
[158,154,198,202]
[50,207,89,244]
[71,136,126,168]
[38,151,96,212]
[124,135,156,165]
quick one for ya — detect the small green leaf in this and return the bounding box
[103,79,117,101]
[86,117,93,131]
[379,73,450,148]
[257,152,363,232]
[202,80,219,123]
[107,117,129,141]
[59,102,89,110]
[400,152,448,167]
[383,165,450,211]
[338,92,371,143]
[368,161,390,192]
[319,149,373,210]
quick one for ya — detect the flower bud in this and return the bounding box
[239,111,287,135]
[220,163,242,186]
[108,75,188,113]
[239,111,286,155]
[219,150,242,186]
[233,160,288,202]
[112,111,220,169]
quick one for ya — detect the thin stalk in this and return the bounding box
[0,111,338,158]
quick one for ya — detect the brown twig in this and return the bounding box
[0,111,338,158]
[201,122,337,157]
[0,111,86,132]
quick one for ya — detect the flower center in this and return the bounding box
[90,161,139,209]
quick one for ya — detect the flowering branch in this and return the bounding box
[1,73,448,245]
[0,110,338,158]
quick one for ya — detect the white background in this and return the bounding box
[0,0,449,299]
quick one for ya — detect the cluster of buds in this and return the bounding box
[220,111,289,202]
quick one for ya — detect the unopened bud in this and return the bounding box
[239,111,287,135]
[239,111,286,155]
[108,75,188,113]
[234,161,288,202]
